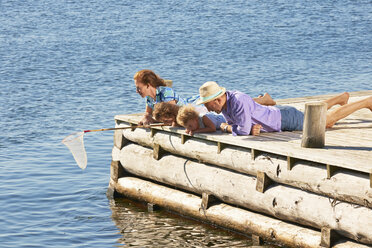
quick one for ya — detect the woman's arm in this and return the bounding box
[139,106,155,125]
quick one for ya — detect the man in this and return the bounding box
[196,81,369,136]
[196,81,282,135]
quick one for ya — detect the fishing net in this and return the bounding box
[62,131,87,170]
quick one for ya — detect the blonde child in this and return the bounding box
[176,105,226,135]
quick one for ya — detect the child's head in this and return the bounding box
[177,105,199,131]
[153,102,180,124]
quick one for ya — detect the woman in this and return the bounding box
[134,69,186,125]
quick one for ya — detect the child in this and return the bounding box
[153,102,180,127]
[176,105,226,135]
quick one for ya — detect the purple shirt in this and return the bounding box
[222,91,281,136]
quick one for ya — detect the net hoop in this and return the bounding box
[62,131,88,170]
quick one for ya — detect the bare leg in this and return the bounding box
[322,92,350,110]
[253,93,276,106]
[326,96,372,128]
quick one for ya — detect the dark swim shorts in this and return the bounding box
[276,105,304,131]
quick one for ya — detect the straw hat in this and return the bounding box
[196,81,226,105]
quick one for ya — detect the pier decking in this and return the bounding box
[109,91,372,248]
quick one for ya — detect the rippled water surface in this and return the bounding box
[0,0,371,247]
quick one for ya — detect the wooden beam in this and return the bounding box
[327,164,339,179]
[130,123,136,131]
[320,227,339,248]
[181,134,190,144]
[256,171,272,193]
[110,160,126,183]
[153,143,164,160]
[200,193,217,211]
[147,203,159,212]
[114,129,129,149]
[287,156,299,171]
[217,142,226,154]
[252,234,263,245]
[107,160,128,199]
[150,128,157,137]
[251,148,262,160]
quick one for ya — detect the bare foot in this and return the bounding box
[339,92,350,106]
[261,93,276,106]
[367,96,372,111]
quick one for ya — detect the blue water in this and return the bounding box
[0,0,371,247]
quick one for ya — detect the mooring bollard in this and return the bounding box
[301,102,327,148]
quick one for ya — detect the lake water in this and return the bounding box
[0,0,371,247]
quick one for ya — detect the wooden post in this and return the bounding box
[301,102,327,148]
[164,79,173,87]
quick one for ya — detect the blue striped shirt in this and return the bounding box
[146,86,186,109]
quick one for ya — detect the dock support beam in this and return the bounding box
[251,149,262,160]
[147,203,159,212]
[217,142,226,154]
[200,193,217,212]
[320,227,339,247]
[150,128,157,137]
[287,156,299,171]
[327,164,339,179]
[181,134,190,144]
[252,234,263,245]
[256,171,272,193]
[130,123,136,131]
[153,143,165,160]
[107,126,129,199]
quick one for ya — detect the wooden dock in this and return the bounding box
[108,91,372,248]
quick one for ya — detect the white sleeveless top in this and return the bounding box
[198,113,226,130]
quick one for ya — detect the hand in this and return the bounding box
[220,123,229,133]
[251,124,262,136]
[139,115,154,126]
[185,129,194,136]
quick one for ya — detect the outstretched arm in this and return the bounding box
[187,116,216,135]
[139,106,155,125]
